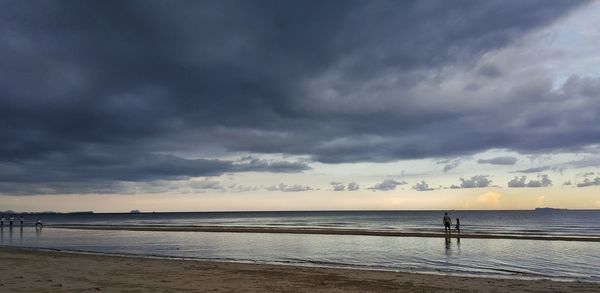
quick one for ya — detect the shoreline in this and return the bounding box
[4,245,589,284]
[1,246,599,292]
[49,224,600,242]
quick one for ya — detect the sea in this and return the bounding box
[1,210,599,282]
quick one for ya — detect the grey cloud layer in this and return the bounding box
[477,157,518,165]
[0,153,309,183]
[0,0,592,194]
[512,166,552,173]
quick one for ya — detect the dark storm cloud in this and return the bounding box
[0,153,309,183]
[0,152,309,194]
[0,0,591,194]
[477,156,518,165]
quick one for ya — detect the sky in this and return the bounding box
[1,0,600,212]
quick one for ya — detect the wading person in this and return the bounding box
[455,218,460,234]
[443,212,452,234]
[36,219,43,230]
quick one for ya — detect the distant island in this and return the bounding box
[535,207,568,212]
[1,210,62,214]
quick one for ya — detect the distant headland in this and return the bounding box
[535,207,568,212]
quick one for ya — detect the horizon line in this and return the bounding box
[3,208,599,214]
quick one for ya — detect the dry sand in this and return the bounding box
[0,246,598,292]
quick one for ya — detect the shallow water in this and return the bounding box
[14,210,600,238]
[2,227,599,282]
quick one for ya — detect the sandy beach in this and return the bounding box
[1,247,598,292]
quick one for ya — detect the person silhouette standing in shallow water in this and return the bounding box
[443,212,452,234]
[1,215,4,228]
[20,215,24,228]
[9,215,14,229]
[455,218,460,234]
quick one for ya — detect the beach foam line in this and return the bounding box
[48,224,600,242]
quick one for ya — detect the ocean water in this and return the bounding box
[1,210,600,282]
[11,210,600,237]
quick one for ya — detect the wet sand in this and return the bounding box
[1,246,598,292]
[51,224,600,242]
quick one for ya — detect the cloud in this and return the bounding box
[0,1,592,194]
[437,158,464,173]
[451,175,492,189]
[188,179,223,190]
[507,176,527,187]
[233,157,312,173]
[413,181,435,192]
[478,64,503,79]
[265,183,313,192]
[477,156,518,165]
[576,171,595,177]
[227,184,260,193]
[564,156,600,169]
[576,177,600,187]
[347,182,360,191]
[507,175,552,188]
[368,179,407,191]
[0,153,310,195]
[330,181,360,191]
[330,182,346,191]
[511,166,551,173]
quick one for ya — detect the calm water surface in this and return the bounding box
[2,210,599,282]
[14,210,600,237]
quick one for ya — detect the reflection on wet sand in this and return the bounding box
[444,237,462,256]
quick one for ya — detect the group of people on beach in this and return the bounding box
[0,215,43,230]
[443,212,460,234]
